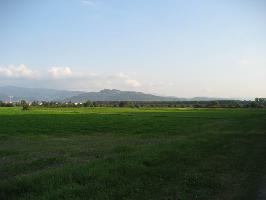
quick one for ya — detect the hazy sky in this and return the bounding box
[0,0,265,98]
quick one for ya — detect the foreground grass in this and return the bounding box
[0,107,265,199]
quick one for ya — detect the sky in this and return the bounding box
[0,0,265,98]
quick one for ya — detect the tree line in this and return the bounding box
[0,98,266,108]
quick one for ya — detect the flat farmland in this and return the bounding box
[0,107,265,200]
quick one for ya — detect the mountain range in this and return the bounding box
[0,86,231,102]
[0,86,83,102]
[64,89,183,102]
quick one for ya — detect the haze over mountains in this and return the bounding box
[0,86,232,102]
[0,86,83,102]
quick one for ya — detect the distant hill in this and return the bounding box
[0,86,234,102]
[0,93,9,102]
[64,89,183,102]
[0,86,84,101]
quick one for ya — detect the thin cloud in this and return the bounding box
[0,64,39,79]
[125,79,141,87]
[106,73,141,88]
[48,67,73,79]
[0,64,142,91]
[82,0,97,7]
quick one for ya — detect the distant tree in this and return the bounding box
[207,101,220,108]
[31,101,39,106]
[250,102,257,108]
[21,100,30,110]
[127,101,135,108]
[119,102,127,107]
[134,104,140,108]
[84,100,93,107]
[255,98,266,107]
[193,104,201,108]
[6,103,14,107]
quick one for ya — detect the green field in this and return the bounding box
[0,107,266,200]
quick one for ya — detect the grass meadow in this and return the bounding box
[0,107,266,199]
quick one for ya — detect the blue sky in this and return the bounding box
[0,0,265,98]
